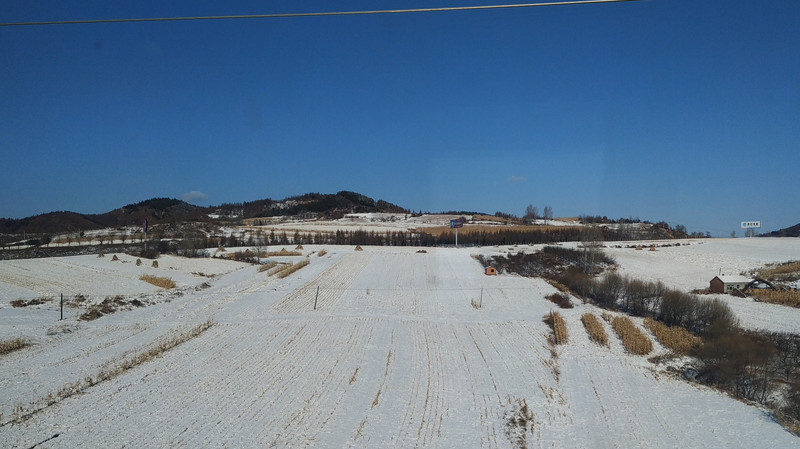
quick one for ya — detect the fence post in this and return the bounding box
[479,288,483,308]
[314,286,319,310]
[60,293,63,321]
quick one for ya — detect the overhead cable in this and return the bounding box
[1,0,640,27]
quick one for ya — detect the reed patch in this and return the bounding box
[611,316,652,355]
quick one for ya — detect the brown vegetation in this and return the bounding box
[754,260,800,282]
[749,289,800,308]
[318,249,328,257]
[545,292,573,309]
[581,313,608,346]
[258,261,279,272]
[643,317,701,355]
[11,297,53,307]
[277,259,310,278]
[139,275,176,289]
[0,338,30,355]
[611,316,652,355]
[543,311,568,344]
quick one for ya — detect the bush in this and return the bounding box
[592,272,625,309]
[694,330,776,403]
[545,292,573,309]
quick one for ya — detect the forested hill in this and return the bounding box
[0,192,407,236]
[761,222,800,237]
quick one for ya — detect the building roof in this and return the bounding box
[714,275,753,284]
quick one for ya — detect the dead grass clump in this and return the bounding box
[318,249,328,257]
[545,292,573,309]
[611,316,652,355]
[543,311,568,344]
[111,254,119,261]
[355,245,363,251]
[136,258,142,266]
[643,317,701,355]
[295,244,304,250]
[417,249,427,254]
[471,298,481,309]
[749,290,800,308]
[139,275,176,289]
[10,297,52,308]
[217,246,226,252]
[258,261,279,272]
[152,260,158,268]
[0,338,30,355]
[278,259,310,278]
[581,313,609,346]
[98,252,105,258]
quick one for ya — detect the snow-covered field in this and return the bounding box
[1,240,798,447]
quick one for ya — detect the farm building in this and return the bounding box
[709,275,754,294]
[485,267,497,276]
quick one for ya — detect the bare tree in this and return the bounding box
[524,204,539,223]
[543,205,553,225]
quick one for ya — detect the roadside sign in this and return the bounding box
[450,219,463,229]
[741,221,761,229]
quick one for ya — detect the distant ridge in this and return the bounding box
[0,192,407,236]
[761,222,800,237]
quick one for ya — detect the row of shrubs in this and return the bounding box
[557,268,737,335]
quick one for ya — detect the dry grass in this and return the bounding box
[581,313,608,346]
[756,260,800,282]
[0,338,30,355]
[318,249,328,257]
[266,263,291,276]
[643,317,701,355]
[277,259,310,278]
[258,261,279,272]
[611,316,652,355]
[139,275,176,289]
[749,290,800,308]
[543,311,568,344]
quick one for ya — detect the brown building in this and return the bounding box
[709,275,753,294]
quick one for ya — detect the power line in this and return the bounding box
[0,0,640,27]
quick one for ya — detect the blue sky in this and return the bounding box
[2,1,798,236]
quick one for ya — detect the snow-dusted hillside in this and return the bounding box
[1,242,798,447]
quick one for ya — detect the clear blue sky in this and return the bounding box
[2,1,798,236]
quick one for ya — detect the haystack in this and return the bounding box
[98,252,105,258]
[136,258,142,266]
[152,260,159,268]
[355,245,363,251]
[111,254,119,261]
[295,244,304,250]
[649,245,656,251]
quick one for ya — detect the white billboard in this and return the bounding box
[741,221,761,229]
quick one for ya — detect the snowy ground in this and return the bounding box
[1,241,798,447]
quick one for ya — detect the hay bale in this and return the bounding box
[355,245,363,251]
[295,244,304,250]
[111,254,119,261]
[649,245,656,252]
[635,246,643,251]
[152,260,159,268]
[136,258,142,266]
[98,252,105,258]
